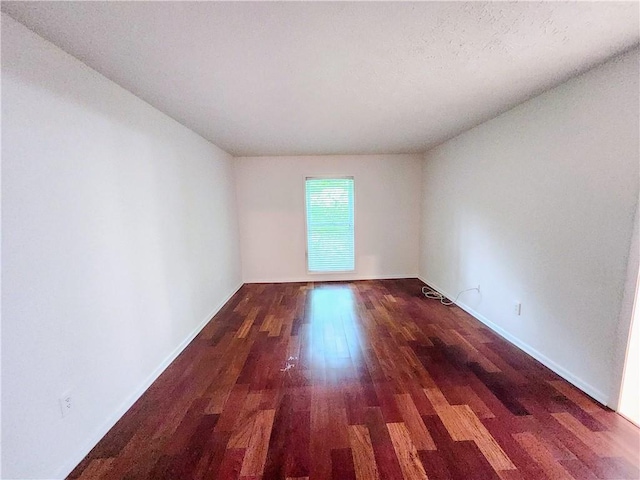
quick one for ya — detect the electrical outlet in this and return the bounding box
[514,302,522,316]
[59,393,72,418]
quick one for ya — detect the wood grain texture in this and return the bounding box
[514,432,575,480]
[240,409,276,476]
[348,425,380,480]
[387,422,429,480]
[68,279,640,479]
[395,393,437,451]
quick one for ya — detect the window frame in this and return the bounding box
[304,175,356,274]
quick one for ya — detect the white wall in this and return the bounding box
[419,48,639,405]
[616,204,640,425]
[619,273,640,425]
[235,154,422,283]
[1,14,242,479]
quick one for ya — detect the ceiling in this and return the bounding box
[2,2,639,157]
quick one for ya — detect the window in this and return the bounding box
[305,177,355,272]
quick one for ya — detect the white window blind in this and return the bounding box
[305,177,355,272]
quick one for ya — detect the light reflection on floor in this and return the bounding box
[307,284,362,378]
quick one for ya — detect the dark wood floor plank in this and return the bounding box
[330,447,356,480]
[67,279,640,480]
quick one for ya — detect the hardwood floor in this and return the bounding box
[69,279,640,479]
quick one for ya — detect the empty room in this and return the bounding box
[2,2,639,479]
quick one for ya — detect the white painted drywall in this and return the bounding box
[235,155,422,283]
[419,48,639,405]
[616,203,640,425]
[1,14,242,479]
[618,273,640,425]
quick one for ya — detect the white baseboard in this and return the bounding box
[244,273,419,284]
[55,282,243,479]
[417,277,610,406]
